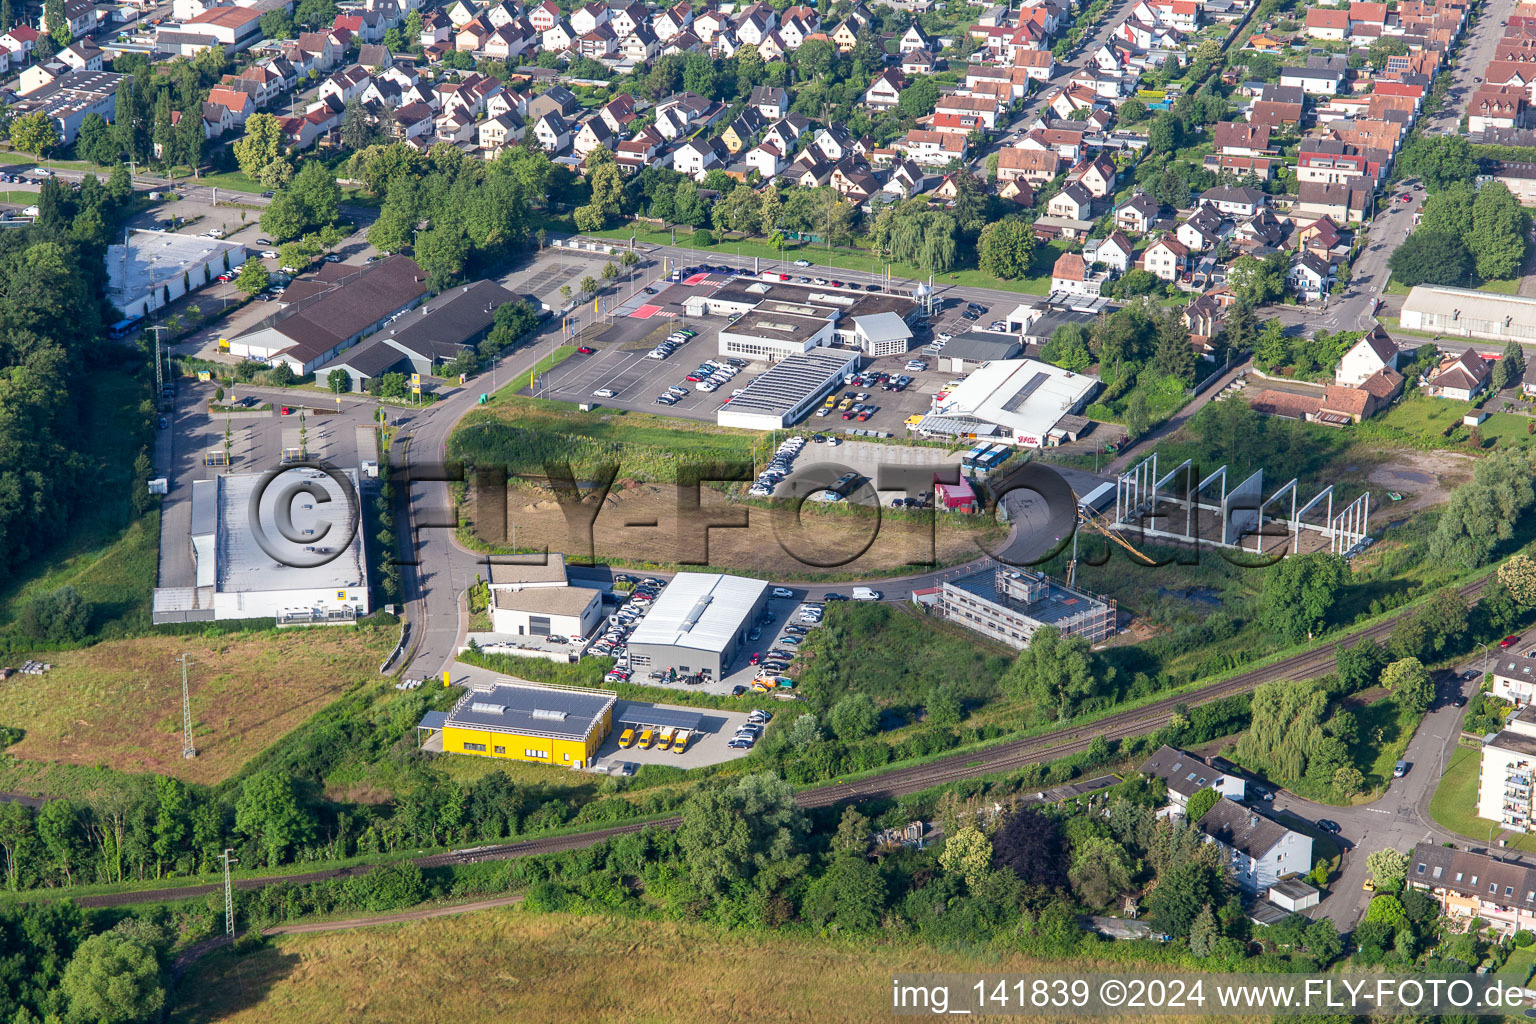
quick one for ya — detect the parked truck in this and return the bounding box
[671,729,690,754]
[657,726,675,752]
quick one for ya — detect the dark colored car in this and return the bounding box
[1317,820,1341,834]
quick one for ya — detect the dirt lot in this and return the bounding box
[1363,450,1476,517]
[0,629,395,784]
[474,480,1003,578]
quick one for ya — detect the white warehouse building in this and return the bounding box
[164,468,370,624]
[624,572,771,678]
[913,358,1099,448]
[107,230,247,318]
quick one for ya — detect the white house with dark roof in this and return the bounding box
[1197,800,1312,892]
[1423,347,1492,401]
[1139,745,1246,811]
[1335,324,1399,387]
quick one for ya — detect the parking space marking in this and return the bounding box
[630,304,661,319]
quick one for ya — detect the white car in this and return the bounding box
[696,381,717,392]
[261,250,280,259]
[593,388,616,398]
[772,587,795,598]
[794,259,812,267]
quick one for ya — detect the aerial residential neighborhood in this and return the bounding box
[8,0,1536,1015]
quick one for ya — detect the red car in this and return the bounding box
[280,406,293,416]
[216,273,233,283]
[830,279,843,287]
[1398,194,1413,203]
[576,346,595,354]
[1503,635,1522,649]
[778,273,789,281]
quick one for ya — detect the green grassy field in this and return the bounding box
[450,394,764,481]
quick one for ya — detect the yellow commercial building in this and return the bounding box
[424,679,615,768]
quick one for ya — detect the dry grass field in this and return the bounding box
[170,910,1261,1024]
[0,629,395,785]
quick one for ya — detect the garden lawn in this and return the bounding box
[1498,945,1536,986]
[1428,746,1536,852]
[1373,394,1469,443]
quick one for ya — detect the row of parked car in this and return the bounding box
[749,434,808,497]
[593,576,668,670]
[729,709,774,749]
[646,327,698,361]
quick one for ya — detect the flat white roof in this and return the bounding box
[627,572,768,654]
[107,229,246,306]
[214,468,367,594]
[932,358,1098,443]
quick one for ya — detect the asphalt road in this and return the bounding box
[1269,663,1485,926]
[1269,0,1516,336]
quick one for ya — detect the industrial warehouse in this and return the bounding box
[912,358,1099,448]
[107,229,248,318]
[420,679,616,768]
[227,256,432,374]
[152,467,370,625]
[625,571,771,678]
[314,279,519,392]
[1399,285,1536,344]
[685,277,922,363]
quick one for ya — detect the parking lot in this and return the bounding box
[591,700,760,770]
[529,324,757,418]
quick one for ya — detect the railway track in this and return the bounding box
[70,572,1487,910]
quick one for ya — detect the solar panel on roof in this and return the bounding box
[1000,372,1050,413]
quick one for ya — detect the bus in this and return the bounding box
[961,443,994,469]
[108,315,144,340]
[977,447,1012,472]
[1077,482,1115,520]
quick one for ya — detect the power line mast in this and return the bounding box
[176,653,196,759]
[221,848,238,936]
[147,324,167,397]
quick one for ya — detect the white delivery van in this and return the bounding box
[851,587,881,601]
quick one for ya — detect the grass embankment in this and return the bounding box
[453,393,762,479]
[170,909,1245,1024]
[0,628,397,787]
[0,371,157,641]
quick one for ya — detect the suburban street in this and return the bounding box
[1268,663,1487,926]
[1270,0,1517,336]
